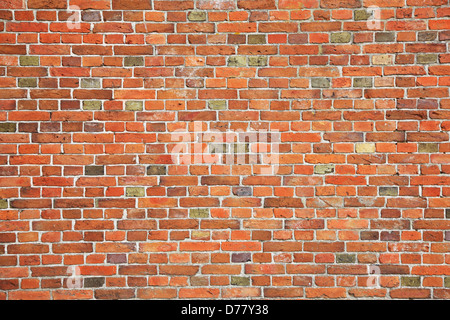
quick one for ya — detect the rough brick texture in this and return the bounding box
[0,0,449,300]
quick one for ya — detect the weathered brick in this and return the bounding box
[353,78,373,88]
[147,166,167,175]
[233,187,252,196]
[124,57,144,67]
[208,100,227,110]
[189,208,209,218]
[248,35,266,44]
[126,187,145,197]
[356,143,375,153]
[0,123,16,132]
[314,164,334,174]
[417,54,438,64]
[20,56,39,66]
[401,277,421,287]
[228,56,247,67]
[82,11,102,22]
[379,187,399,197]
[354,10,372,21]
[188,11,207,22]
[331,32,351,43]
[83,101,102,110]
[18,78,37,87]
[372,55,393,65]
[418,32,437,42]
[0,200,8,209]
[231,276,250,286]
[125,101,144,111]
[85,166,105,176]
[375,32,396,42]
[84,277,105,288]
[311,78,331,88]
[232,253,251,263]
[248,56,268,66]
[418,143,438,153]
[81,79,101,89]
[336,254,356,263]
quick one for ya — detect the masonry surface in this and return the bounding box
[0,0,449,300]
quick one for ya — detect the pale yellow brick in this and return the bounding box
[372,55,393,65]
[356,143,376,153]
[191,231,210,240]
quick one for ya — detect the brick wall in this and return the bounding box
[0,0,449,300]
